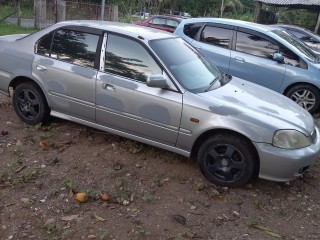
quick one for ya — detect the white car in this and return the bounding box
[131,12,150,19]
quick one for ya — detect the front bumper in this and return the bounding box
[253,126,320,182]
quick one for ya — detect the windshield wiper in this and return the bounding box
[205,76,219,92]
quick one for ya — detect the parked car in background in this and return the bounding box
[131,12,150,19]
[132,15,183,33]
[175,18,320,113]
[274,24,320,52]
[0,20,319,187]
[173,11,192,18]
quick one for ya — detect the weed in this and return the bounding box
[141,191,154,203]
[138,227,151,237]
[116,188,132,199]
[115,175,129,187]
[0,171,10,183]
[100,229,111,239]
[64,179,75,189]
[131,144,144,154]
[63,229,74,238]
[13,169,39,185]
[151,175,167,187]
[279,208,288,217]
[105,164,123,178]
[0,189,8,197]
[253,198,267,212]
[45,236,59,240]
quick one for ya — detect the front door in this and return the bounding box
[229,30,286,92]
[96,34,182,146]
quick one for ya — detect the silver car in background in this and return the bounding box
[0,21,319,187]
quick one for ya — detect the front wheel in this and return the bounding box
[13,82,50,125]
[285,84,320,113]
[197,133,257,187]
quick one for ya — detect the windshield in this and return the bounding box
[150,38,222,93]
[300,27,320,41]
[272,29,317,62]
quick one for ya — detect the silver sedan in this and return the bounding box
[0,21,319,186]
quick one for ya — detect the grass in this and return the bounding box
[0,22,36,35]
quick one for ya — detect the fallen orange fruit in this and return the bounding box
[101,193,111,201]
[75,192,88,203]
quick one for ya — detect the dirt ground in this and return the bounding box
[1,94,320,240]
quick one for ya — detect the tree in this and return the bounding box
[221,0,243,17]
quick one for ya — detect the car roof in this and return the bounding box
[180,18,276,33]
[47,20,175,41]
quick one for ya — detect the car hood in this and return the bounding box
[0,34,28,42]
[198,77,314,135]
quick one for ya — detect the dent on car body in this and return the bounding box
[138,104,171,125]
[96,94,125,111]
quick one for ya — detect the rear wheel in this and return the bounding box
[197,133,257,187]
[285,84,320,113]
[13,82,50,125]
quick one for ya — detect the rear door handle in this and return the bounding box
[193,45,202,50]
[101,83,115,92]
[234,56,245,63]
[36,64,47,72]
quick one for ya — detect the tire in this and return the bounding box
[13,82,50,125]
[285,84,320,114]
[197,133,256,187]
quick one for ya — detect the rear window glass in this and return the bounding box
[37,29,99,68]
[183,23,203,39]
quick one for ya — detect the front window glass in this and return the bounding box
[200,26,232,49]
[272,29,317,62]
[105,34,161,82]
[150,38,222,93]
[51,29,99,68]
[236,31,278,59]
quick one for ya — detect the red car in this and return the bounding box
[131,15,184,33]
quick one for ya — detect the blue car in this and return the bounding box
[274,24,320,53]
[175,18,320,113]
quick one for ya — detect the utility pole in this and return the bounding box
[101,0,105,20]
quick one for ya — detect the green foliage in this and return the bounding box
[0,5,34,19]
[277,9,318,30]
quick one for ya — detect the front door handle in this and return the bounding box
[101,83,115,92]
[36,64,47,72]
[234,56,245,63]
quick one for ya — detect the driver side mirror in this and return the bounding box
[273,53,284,63]
[146,74,169,89]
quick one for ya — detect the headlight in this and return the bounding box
[273,130,311,149]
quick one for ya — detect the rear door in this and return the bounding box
[190,24,233,73]
[33,27,101,120]
[229,29,286,91]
